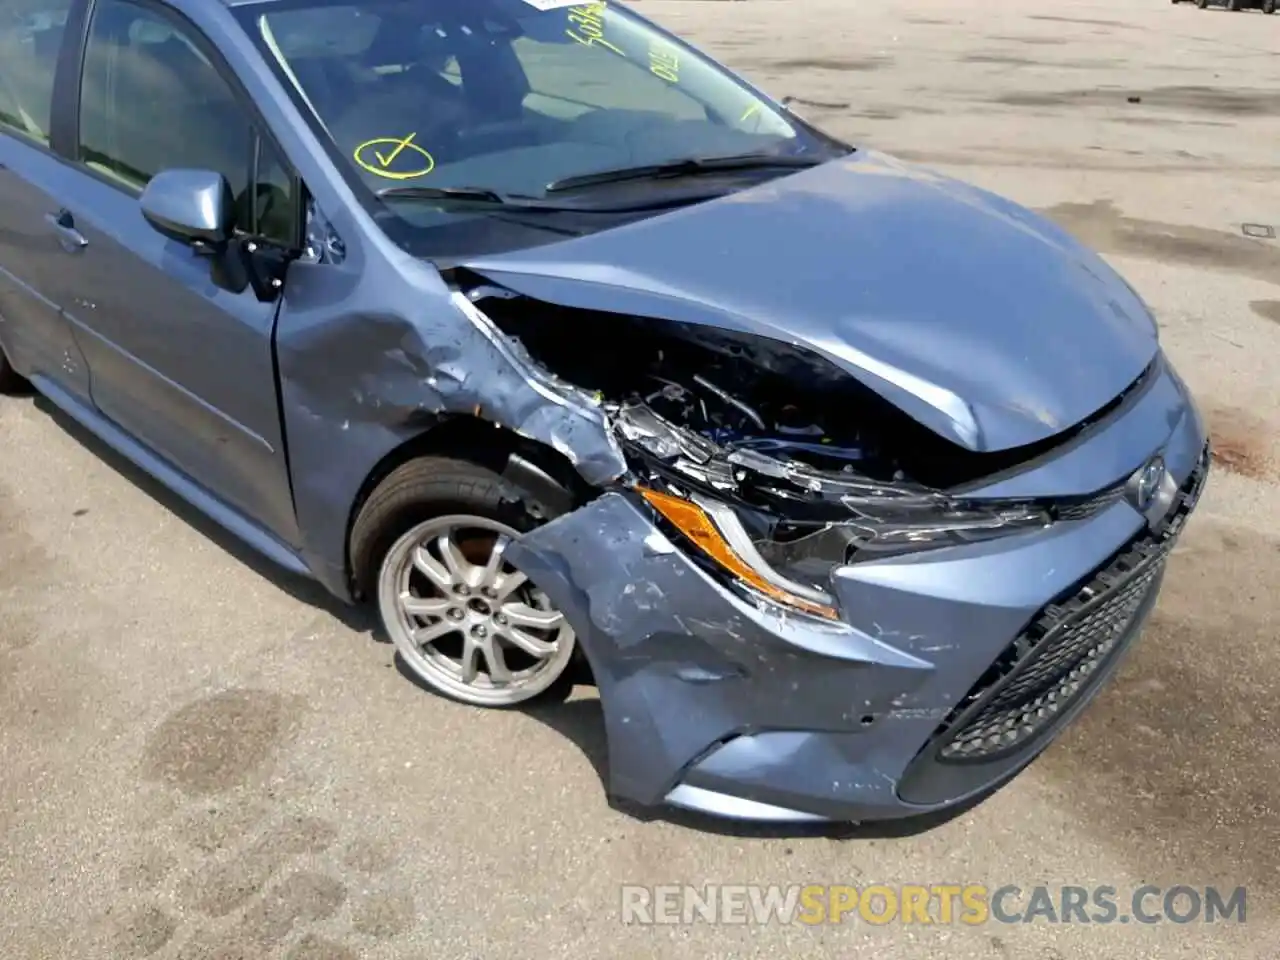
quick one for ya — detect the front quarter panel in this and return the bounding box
[273,249,627,597]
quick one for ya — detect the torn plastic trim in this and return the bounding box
[614,400,1073,569]
[447,290,627,485]
[611,397,962,506]
[502,490,937,809]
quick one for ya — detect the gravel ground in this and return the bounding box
[2,1,1278,958]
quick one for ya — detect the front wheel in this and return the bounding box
[1263,0,1275,14]
[1195,0,1209,7]
[351,456,578,708]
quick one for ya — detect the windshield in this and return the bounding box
[233,0,844,254]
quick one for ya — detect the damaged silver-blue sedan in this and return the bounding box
[0,0,1209,824]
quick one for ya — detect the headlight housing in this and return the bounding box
[637,485,842,620]
[833,489,1052,555]
[636,483,1052,622]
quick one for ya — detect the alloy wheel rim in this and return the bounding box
[378,515,576,705]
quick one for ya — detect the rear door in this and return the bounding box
[0,0,91,402]
[50,0,303,545]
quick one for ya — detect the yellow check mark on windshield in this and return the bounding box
[374,132,418,168]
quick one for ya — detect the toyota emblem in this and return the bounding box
[1135,456,1166,511]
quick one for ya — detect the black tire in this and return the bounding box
[350,455,577,707]
[1226,0,1240,10]
[0,343,30,394]
[1196,0,1209,7]
[1263,0,1275,14]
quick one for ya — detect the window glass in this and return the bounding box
[251,138,298,246]
[512,26,706,123]
[79,0,252,193]
[0,0,73,143]
[78,0,297,244]
[239,0,810,203]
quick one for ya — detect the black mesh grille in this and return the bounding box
[941,538,1165,760]
[933,448,1210,764]
[1054,486,1125,522]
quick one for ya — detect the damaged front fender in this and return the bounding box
[273,252,627,597]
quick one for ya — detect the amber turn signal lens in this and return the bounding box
[636,486,840,620]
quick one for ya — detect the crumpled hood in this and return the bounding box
[462,150,1158,452]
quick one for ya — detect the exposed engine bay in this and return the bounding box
[470,287,923,486]
[462,277,1090,497]
[458,276,1107,594]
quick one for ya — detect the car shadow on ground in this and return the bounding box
[31,394,375,634]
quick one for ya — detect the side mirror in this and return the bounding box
[140,169,235,247]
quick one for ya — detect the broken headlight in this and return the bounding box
[637,483,1052,622]
[637,485,842,620]
[832,490,1053,557]
[754,493,1051,593]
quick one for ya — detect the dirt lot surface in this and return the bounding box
[3,1,1278,958]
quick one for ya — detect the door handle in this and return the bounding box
[45,209,88,252]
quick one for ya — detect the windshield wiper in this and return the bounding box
[544,152,825,194]
[376,185,598,236]
[375,183,720,215]
[376,185,562,207]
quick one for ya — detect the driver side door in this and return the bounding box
[51,0,302,546]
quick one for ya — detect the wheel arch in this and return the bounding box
[343,414,601,600]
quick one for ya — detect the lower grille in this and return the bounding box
[932,447,1210,766]
[941,538,1165,761]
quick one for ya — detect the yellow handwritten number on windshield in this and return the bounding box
[565,3,625,57]
[648,46,678,83]
[565,3,681,85]
[354,133,435,180]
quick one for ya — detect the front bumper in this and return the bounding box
[505,359,1209,823]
